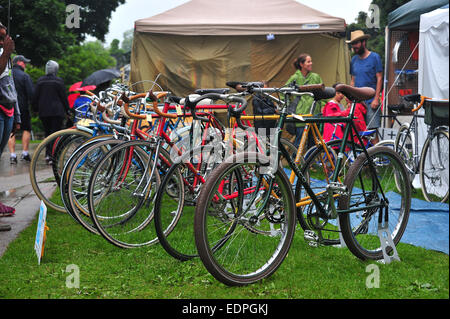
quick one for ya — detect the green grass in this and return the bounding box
[0,196,448,299]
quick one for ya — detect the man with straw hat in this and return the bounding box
[347,30,383,144]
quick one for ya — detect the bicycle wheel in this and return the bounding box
[87,140,167,248]
[62,136,125,234]
[339,146,411,260]
[154,144,222,261]
[194,152,296,286]
[419,129,449,203]
[394,123,415,182]
[30,128,93,212]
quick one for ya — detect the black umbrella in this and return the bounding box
[81,69,121,87]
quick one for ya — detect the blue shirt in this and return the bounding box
[350,52,382,102]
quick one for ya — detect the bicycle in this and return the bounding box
[29,84,132,213]
[153,86,299,261]
[193,83,411,286]
[394,94,449,202]
[85,90,235,248]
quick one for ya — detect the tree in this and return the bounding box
[0,0,75,65]
[57,41,116,88]
[109,39,127,69]
[121,29,134,53]
[0,0,125,66]
[63,0,125,42]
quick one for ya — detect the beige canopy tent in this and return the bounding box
[130,0,350,98]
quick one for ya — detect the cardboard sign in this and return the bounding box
[34,201,49,265]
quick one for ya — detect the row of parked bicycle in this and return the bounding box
[29,80,448,286]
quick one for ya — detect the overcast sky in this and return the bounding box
[100,0,373,45]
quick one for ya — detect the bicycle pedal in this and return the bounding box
[326,182,347,195]
[308,241,319,248]
[304,230,319,247]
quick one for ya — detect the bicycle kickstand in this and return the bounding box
[377,206,401,264]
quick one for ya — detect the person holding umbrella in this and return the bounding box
[32,60,70,164]
[82,68,120,96]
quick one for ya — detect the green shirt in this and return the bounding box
[285,71,325,126]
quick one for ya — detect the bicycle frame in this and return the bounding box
[240,94,390,223]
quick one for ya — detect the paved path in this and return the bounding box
[0,143,52,257]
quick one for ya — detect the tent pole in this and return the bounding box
[383,26,390,130]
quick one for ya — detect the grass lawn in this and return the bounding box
[0,194,448,300]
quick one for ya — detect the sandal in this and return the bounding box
[0,202,15,217]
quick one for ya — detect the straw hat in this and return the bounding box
[346,30,371,44]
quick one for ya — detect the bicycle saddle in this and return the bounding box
[335,84,375,102]
[312,87,336,101]
[388,104,405,112]
[402,94,421,103]
[168,96,182,104]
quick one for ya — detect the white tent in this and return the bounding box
[418,7,449,99]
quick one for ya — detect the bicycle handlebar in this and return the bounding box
[411,95,428,113]
[120,93,148,120]
[147,91,177,119]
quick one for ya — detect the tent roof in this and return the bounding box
[387,0,448,30]
[135,0,346,35]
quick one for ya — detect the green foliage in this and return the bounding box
[57,41,116,87]
[64,0,125,42]
[121,29,134,53]
[23,41,116,97]
[109,39,128,69]
[0,0,75,66]
[26,65,46,85]
[0,203,448,299]
[0,0,125,66]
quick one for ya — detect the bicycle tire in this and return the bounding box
[154,144,221,261]
[30,128,93,212]
[62,135,125,234]
[194,152,296,286]
[87,139,168,248]
[394,123,415,182]
[339,146,411,260]
[154,137,297,261]
[419,129,449,203]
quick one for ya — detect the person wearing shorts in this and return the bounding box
[348,30,383,144]
[8,55,34,163]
